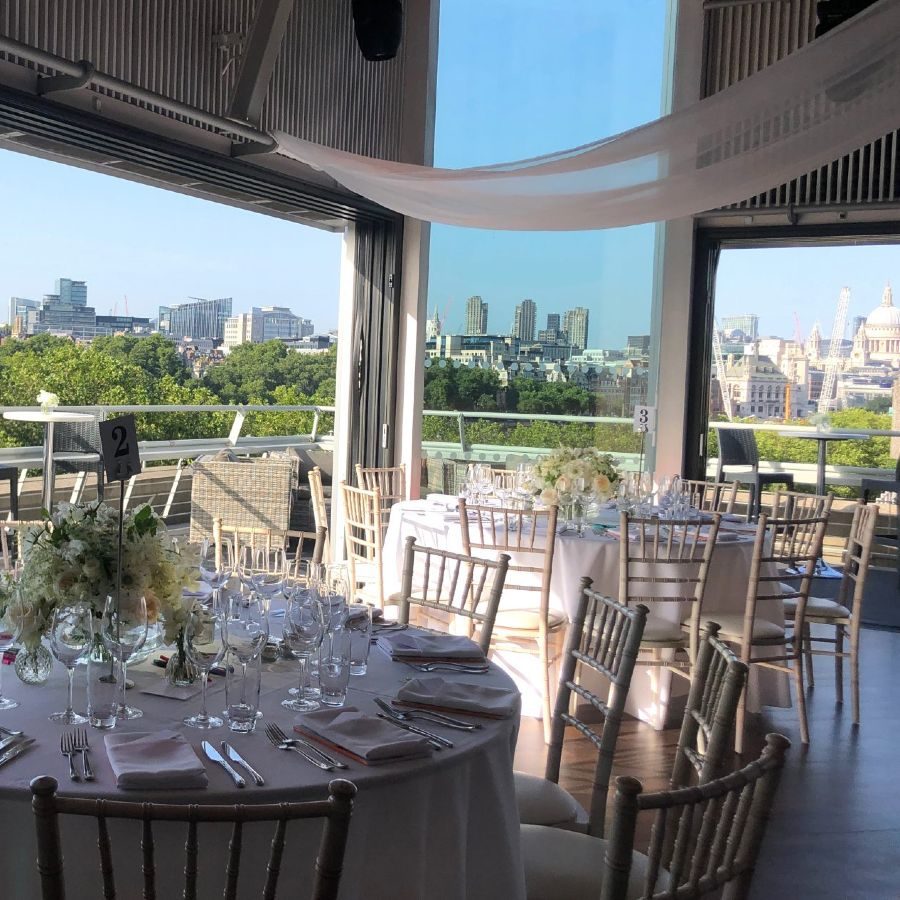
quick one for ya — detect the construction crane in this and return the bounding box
[817,286,851,414]
[712,319,733,421]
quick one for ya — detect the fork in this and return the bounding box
[72,727,94,781]
[267,722,348,770]
[263,724,340,771]
[60,733,80,782]
[409,662,490,673]
[0,725,23,737]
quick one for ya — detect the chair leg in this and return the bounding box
[850,623,860,726]
[834,624,844,706]
[538,632,552,745]
[803,622,815,690]
[735,685,747,756]
[793,654,810,745]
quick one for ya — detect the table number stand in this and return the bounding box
[632,405,657,482]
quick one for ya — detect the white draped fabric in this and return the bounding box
[275,2,900,230]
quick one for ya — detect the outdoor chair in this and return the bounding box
[715,426,794,521]
[341,482,395,608]
[458,499,561,742]
[520,733,790,900]
[355,463,406,537]
[861,454,900,585]
[53,419,104,502]
[30,775,356,900]
[0,519,44,570]
[680,478,738,516]
[788,501,879,724]
[397,536,509,654]
[308,466,331,563]
[0,467,18,519]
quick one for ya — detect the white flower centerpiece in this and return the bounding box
[36,390,60,413]
[0,501,199,682]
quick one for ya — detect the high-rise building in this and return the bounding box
[160,297,233,341]
[546,313,561,331]
[563,307,590,351]
[7,297,38,330]
[512,298,536,342]
[626,334,651,357]
[721,314,759,342]
[55,278,88,307]
[465,295,488,335]
[223,306,313,349]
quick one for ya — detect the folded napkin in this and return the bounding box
[396,676,520,719]
[295,706,432,764]
[376,630,486,662]
[104,731,208,790]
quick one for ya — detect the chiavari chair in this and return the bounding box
[354,464,406,537]
[680,479,739,516]
[307,466,331,563]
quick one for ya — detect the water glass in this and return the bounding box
[183,603,227,729]
[346,603,373,675]
[225,650,261,733]
[319,628,352,707]
[282,591,326,712]
[101,594,148,720]
[48,603,92,724]
[87,657,121,729]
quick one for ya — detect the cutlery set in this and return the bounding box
[59,728,92,781]
[201,740,266,788]
[0,723,33,770]
[264,722,348,772]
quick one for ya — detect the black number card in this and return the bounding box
[99,414,141,482]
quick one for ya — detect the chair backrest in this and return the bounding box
[619,512,721,665]
[308,466,331,561]
[768,488,833,521]
[212,518,286,572]
[354,465,406,511]
[670,622,748,790]
[52,419,102,455]
[717,427,760,469]
[601,734,790,900]
[0,519,44,570]
[681,479,738,515]
[398,537,509,653]
[744,511,829,656]
[288,526,327,575]
[30,775,356,900]
[341,483,384,605]
[545,581,647,838]
[835,501,880,611]
[457,500,558,624]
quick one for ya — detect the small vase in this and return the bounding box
[165,632,198,687]
[15,644,53,685]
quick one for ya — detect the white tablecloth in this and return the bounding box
[384,501,790,728]
[0,643,524,899]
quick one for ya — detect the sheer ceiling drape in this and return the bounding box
[275,1,900,231]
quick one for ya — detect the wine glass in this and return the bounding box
[199,538,231,602]
[183,602,226,729]
[48,603,92,724]
[0,595,30,711]
[476,464,494,504]
[573,476,588,536]
[281,592,326,712]
[224,593,268,713]
[237,545,258,593]
[101,594,148,720]
[251,547,286,606]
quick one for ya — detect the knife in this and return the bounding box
[221,741,264,786]
[375,713,452,750]
[201,740,245,788]
[0,733,24,754]
[0,738,34,768]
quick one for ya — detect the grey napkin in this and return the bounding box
[376,630,486,661]
[104,730,208,790]
[295,706,432,763]
[396,676,520,718]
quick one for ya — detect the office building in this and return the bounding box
[626,334,651,357]
[7,297,38,331]
[223,306,314,350]
[721,314,759,342]
[55,278,87,307]
[512,298,536,342]
[563,307,590,351]
[159,297,232,341]
[546,313,561,331]
[465,295,488,335]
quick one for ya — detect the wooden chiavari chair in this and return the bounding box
[30,775,357,900]
[619,512,721,680]
[212,519,285,574]
[308,466,331,563]
[788,501,878,725]
[680,479,739,516]
[516,583,647,834]
[598,735,790,900]
[354,464,406,537]
[458,498,560,742]
[397,537,509,654]
[0,519,44,570]
[341,483,390,608]
[767,487,833,521]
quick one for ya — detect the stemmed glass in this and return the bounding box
[48,603,92,724]
[183,601,226,729]
[476,464,494,504]
[0,594,29,711]
[224,593,269,714]
[251,547,286,607]
[199,539,231,604]
[281,590,326,712]
[101,594,148,720]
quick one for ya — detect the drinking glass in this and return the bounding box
[476,464,494,504]
[251,547,286,604]
[281,592,326,712]
[183,602,226,729]
[0,596,29,711]
[636,472,655,516]
[464,463,479,501]
[346,603,373,675]
[225,650,261,733]
[48,603,92,724]
[321,564,350,630]
[319,628,352,707]
[199,538,231,602]
[87,657,121,729]
[224,593,268,712]
[101,594,148,720]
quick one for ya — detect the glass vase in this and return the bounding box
[165,631,199,687]
[15,643,53,685]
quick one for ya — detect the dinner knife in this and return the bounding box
[375,713,453,749]
[0,738,35,769]
[201,740,246,788]
[0,733,24,754]
[221,741,264,786]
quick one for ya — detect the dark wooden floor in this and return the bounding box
[514,624,900,899]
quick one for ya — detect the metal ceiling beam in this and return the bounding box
[228,0,296,126]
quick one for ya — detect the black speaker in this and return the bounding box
[352,0,403,61]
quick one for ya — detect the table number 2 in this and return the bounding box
[99,414,141,482]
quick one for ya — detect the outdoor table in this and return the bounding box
[1,410,97,512]
[777,429,855,495]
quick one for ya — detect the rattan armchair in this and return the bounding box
[30,775,357,900]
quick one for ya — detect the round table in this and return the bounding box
[384,500,790,729]
[777,430,855,495]
[1,410,97,512]
[0,643,524,899]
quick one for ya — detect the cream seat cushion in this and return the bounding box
[474,602,566,632]
[520,824,668,900]
[515,772,582,827]
[783,596,851,618]
[682,611,785,641]
[640,616,685,644]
